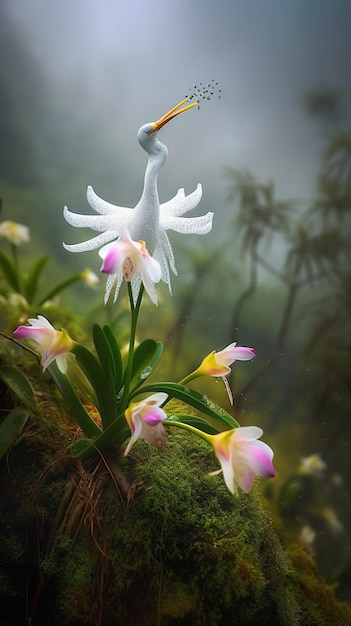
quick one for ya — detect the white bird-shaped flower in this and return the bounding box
[63,98,214,302]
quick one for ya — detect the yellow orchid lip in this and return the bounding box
[149,98,198,134]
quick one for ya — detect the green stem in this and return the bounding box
[120,284,144,409]
[10,243,22,292]
[38,274,86,305]
[164,419,213,445]
[0,332,41,364]
[179,370,202,386]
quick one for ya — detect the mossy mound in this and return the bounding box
[1,423,350,626]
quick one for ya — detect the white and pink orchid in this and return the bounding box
[208,426,275,495]
[198,342,256,377]
[181,342,255,388]
[99,227,162,305]
[124,392,168,456]
[13,315,74,373]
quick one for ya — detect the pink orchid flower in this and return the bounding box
[181,342,256,388]
[209,426,275,495]
[13,315,74,373]
[198,342,256,377]
[99,227,162,305]
[124,392,168,456]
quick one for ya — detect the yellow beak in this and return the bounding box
[149,98,198,134]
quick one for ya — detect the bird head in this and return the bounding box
[137,98,198,153]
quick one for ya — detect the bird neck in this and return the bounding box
[141,152,163,207]
[130,147,167,252]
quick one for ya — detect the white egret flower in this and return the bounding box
[63,97,214,302]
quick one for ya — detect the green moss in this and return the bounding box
[93,433,298,626]
[287,545,351,626]
[1,420,350,625]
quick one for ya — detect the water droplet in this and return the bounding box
[117,385,125,400]
[186,79,221,105]
[140,366,152,380]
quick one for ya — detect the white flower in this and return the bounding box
[0,221,29,245]
[298,453,326,477]
[13,315,74,373]
[99,227,162,305]
[124,392,168,456]
[322,507,344,535]
[298,525,316,553]
[209,426,275,496]
[80,268,100,287]
[64,184,212,301]
[63,98,214,303]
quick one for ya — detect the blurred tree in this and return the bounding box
[221,85,351,597]
[303,83,344,128]
[224,169,307,408]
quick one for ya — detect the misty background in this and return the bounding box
[2,0,351,236]
[1,0,351,600]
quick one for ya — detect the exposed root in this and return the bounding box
[28,450,140,625]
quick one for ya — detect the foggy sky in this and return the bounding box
[4,0,351,237]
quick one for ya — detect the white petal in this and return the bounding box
[28,315,54,330]
[56,354,68,374]
[154,230,177,293]
[161,213,214,234]
[112,273,124,303]
[220,456,237,495]
[103,273,116,304]
[63,206,123,232]
[63,230,120,253]
[159,230,177,274]
[145,392,168,406]
[160,184,202,217]
[87,185,133,218]
[233,426,264,442]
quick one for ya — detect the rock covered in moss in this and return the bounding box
[1,427,350,625]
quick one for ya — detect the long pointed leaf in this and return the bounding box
[0,409,29,459]
[70,415,129,459]
[132,382,239,430]
[0,366,38,411]
[37,274,84,306]
[0,251,20,291]
[128,339,163,393]
[48,362,101,438]
[72,343,118,429]
[23,255,49,304]
[102,325,123,392]
[93,324,116,385]
[166,414,219,435]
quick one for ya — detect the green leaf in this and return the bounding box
[166,414,219,435]
[0,251,20,291]
[102,325,123,392]
[69,438,93,458]
[0,366,38,410]
[22,255,49,304]
[72,342,118,429]
[129,339,163,392]
[37,273,85,306]
[48,362,102,438]
[93,324,116,385]
[70,415,129,459]
[132,382,239,431]
[73,343,105,391]
[0,409,29,459]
